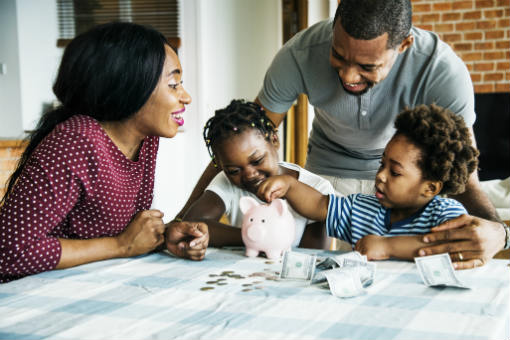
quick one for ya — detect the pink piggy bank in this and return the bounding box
[239,196,296,259]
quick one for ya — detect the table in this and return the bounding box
[1,248,509,340]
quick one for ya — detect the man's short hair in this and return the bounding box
[333,0,412,49]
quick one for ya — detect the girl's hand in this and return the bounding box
[355,235,390,260]
[165,220,209,260]
[257,175,294,203]
[117,210,166,257]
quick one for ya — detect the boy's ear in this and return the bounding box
[423,180,442,197]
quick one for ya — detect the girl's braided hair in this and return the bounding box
[395,104,479,195]
[203,99,277,165]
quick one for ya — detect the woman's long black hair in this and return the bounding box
[1,22,169,205]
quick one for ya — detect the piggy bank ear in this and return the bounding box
[271,198,288,216]
[239,196,260,214]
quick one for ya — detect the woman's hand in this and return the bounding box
[419,214,506,269]
[116,210,166,257]
[165,221,209,260]
[257,175,294,203]
[355,235,390,260]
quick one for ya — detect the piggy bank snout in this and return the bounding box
[245,224,266,242]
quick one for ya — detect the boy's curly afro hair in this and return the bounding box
[394,104,479,195]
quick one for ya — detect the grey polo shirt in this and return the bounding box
[257,19,476,179]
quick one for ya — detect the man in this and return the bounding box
[171,0,509,268]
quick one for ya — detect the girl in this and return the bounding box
[258,104,479,264]
[181,99,335,249]
[0,22,207,282]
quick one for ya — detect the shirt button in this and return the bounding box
[361,110,367,116]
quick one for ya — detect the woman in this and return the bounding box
[0,22,208,283]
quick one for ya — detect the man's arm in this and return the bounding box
[449,128,500,222]
[419,127,506,269]
[255,97,286,127]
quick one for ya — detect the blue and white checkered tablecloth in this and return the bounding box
[0,247,508,340]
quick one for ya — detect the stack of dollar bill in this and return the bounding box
[280,251,376,298]
[414,253,470,289]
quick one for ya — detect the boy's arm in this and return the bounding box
[258,175,329,221]
[355,235,429,261]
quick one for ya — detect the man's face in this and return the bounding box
[330,20,406,95]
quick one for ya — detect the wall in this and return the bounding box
[412,0,510,93]
[0,0,23,138]
[148,0,283,220]
[16,0,62,131]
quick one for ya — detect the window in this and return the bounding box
[56,0,180,49]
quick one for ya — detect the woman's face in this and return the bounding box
[134,45,192,138]
[215,129,280,195]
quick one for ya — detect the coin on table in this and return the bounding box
[200,287,215,291]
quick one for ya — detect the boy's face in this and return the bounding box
[215,129,280,195]
[374,134,434,211]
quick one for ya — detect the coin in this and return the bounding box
[206,280,218,284]
[200,287,215,291]
[265,261,275,264]
[217,282,228,286]
[242,288,252,292]
[242,283,252,287]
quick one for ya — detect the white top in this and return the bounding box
[206,161,335,247]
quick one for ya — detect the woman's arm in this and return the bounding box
[57,210,166,268]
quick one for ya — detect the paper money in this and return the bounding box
[316,251,366,271]
[280,251,317,281]
[342,258,376,287]
[325,267,365,298]
[415,253,470,289]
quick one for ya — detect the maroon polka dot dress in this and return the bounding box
[0,115,158,282]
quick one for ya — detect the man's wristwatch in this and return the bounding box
[502,222,510,250]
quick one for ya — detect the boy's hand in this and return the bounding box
[165,221,209,260]
[257,175,294,203]
[355,235,390,260]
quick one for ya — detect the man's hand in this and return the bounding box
[165,221,209,260]
[418,214,506,269]
[355,235,390,260]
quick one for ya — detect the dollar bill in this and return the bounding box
[325,267,366,298]
[280,251,317,281]
[342,258,376,287]
[316,251,366,271]
[414,253,470,289]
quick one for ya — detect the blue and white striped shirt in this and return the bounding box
[326,194,467,246]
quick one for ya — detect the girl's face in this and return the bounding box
[375,134,436,213]
[215,129,280,195]
[133,45,192,138]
